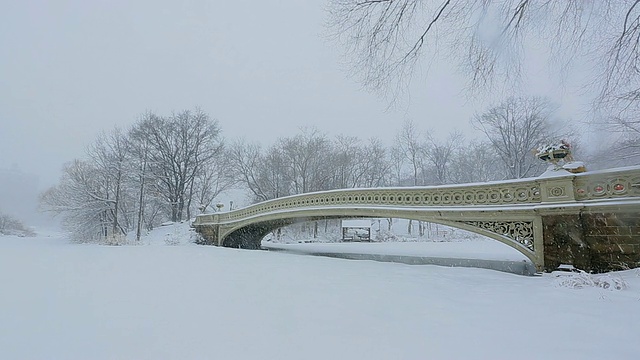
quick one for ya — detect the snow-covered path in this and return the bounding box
[1,232,639,359]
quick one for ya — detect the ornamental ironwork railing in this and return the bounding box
[194,166,640,227]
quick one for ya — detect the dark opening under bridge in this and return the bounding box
[193,166,640,273]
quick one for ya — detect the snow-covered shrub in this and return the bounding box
[164,223,192,245]
[375,230,399,242]
[191,229,207,245]
[164,231,181,245]
[105,233,127,246]
[594,273,629,290]
[0,212,35,237]
[553,270,628,291]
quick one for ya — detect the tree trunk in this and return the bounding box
[135,161,146,242]
[171,201,178,223]
[112,171,121,237]
[177,195,185,222]
[186,172,197,220]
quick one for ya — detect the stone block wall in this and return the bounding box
[543,212,640,272]
[194,225,219,245]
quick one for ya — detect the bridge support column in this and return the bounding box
[542,212,640,272]
[194,225,221,245]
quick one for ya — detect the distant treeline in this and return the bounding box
[40,97,640,242]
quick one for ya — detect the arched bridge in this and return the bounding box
[193,166,640,273]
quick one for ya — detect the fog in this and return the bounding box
[0,0,592,223]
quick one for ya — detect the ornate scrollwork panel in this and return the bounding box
[462,221,535,252]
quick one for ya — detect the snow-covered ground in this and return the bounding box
[1,224,639,360]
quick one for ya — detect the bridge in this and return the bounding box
[192,166,640,273]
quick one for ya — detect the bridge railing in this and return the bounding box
[573,165,640,200]
[195,177,543,225]
[193,166,640,226]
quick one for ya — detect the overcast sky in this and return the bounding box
[0,0,590,189]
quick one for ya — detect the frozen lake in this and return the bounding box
[263,240,537,275]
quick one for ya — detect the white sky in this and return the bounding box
[0,0,591,188]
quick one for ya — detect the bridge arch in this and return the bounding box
[208,207,541,267]
[193,166,640,273]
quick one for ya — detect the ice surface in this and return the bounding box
[263,240,528,261]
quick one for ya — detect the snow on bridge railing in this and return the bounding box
[193,166,640,226]
[195,177,543,225]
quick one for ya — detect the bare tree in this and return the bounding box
[41,160,115,242]
[42,128,134,242]
[395,120,427,234]
[328,135,393,189]
[328,0,455,97]
[232,133,394,204]
[0,211,35,237]
[472,96,557,179]
[448,140,502,183]
[192,149,236,215]
[359,138,393,187]
[395,120,427,186]
[280,128,334,194]
[331,135,364,189]
[328,1,640,116]
[389,145,406,186]
[128,114,156,241]
[423,131,462,185]
[87,128,130,238]
[262,145,293,198]
[228,140,294,203]
[140,108,223,222]
[588,137,640,169]
[598,94,640,156]
[228,140,268,202]
[42,108,228,240]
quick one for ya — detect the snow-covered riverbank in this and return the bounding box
[1,227,638,359]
